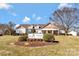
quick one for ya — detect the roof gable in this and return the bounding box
[16,24,46,29]
[42,23,59,29]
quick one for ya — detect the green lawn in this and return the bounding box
[0,35,79,56]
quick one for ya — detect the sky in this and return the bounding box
[0,3,78,24]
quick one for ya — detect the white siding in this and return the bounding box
[16,28,26,34]
[68,31,77,36]
[36,29,42,33]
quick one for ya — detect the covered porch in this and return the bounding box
[42,29,59,35]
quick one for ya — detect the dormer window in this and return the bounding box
[39,27,41,28]
[35,26,39,29]
[33,26,34,29]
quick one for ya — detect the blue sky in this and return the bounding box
[0,3,78,24]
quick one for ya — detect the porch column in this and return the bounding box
[52,30,53,34]
[58,29,60,35]
[46,30,48,34]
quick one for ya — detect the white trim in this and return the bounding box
[42,29,59,30]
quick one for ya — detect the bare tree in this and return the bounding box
[50,7,79,35]
[7,21,16,35]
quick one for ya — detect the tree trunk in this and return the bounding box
[65,30,68,36]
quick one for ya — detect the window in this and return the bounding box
[28,29,31,33]
[39,27,41,28]
[48,30,52,33]
[42,30,46,34]
[53,30,58,35]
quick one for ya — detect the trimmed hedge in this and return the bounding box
[18,35,28,42]
[43,34,55,42]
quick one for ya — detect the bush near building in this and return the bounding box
[18,35,28,42]
[43,34,55,42]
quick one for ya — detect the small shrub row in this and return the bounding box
[18,33,56,43]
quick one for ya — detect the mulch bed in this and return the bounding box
[15,40,59,47]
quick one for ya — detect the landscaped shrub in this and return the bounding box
[18,35,28,42]
[25,32,28,35]
[43,34,55,42]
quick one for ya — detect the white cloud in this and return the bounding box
[0,3,17,17]
[0,3,12,10]
[32,14,36,18]
[32,14,42,20]
[36,16,42,20]
[23,16,30,23]
[12,12,17,16]
[58,3,72,9]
